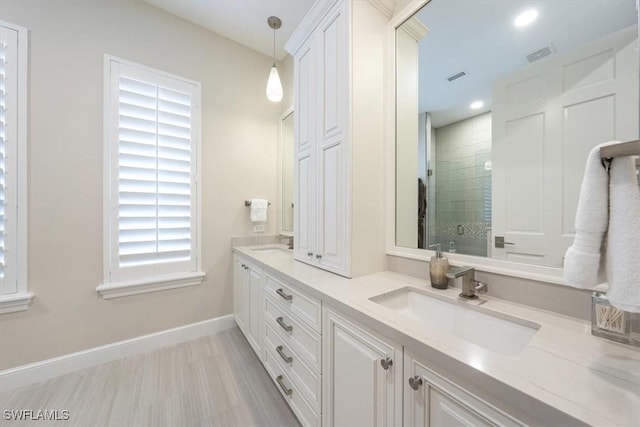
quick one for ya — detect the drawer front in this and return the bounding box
[264,273,322,333]
[265,295,322,372]
[264,322,321,411]
[264,346,321,427]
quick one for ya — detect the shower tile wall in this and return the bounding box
[432,113,491,257]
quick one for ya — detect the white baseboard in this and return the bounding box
[0,314,236,392]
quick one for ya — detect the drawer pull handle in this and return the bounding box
[307,252,313,257]
[276,316,293,332]
[276,345,293,363]
[315,254,322,259]
[408,375,423,391]
[276,288,293,301]
[380,357,393,371]
[276,375,293,396]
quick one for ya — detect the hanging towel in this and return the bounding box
[605,156,640,313]
[250,199,269,222]
[563,144,610,288]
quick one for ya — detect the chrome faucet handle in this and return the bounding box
[473,281,488,294]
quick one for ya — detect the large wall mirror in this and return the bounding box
[279,107,294,235]
[395,0,639,270]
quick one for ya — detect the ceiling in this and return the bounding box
[412,0,638,128]
[143,0,316,61]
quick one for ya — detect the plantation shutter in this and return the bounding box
[0,26,19,294]
[109,62,199,282]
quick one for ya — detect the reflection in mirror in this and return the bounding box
[396,0,639,268]
[280,109,294,233]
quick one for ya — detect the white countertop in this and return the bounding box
[234,244,640,426]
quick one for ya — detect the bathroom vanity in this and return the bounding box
[233,244,640,427]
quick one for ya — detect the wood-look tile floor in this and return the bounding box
[0,328,301,427]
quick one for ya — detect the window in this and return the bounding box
[0,21,30,314]
[98,56,204,299]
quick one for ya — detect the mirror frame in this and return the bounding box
[278,105,294,237]
[385,0,579,286]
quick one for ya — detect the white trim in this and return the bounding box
[366,0,395,19]
[284,0,339,55]
[0,21,29,306]
[0,314,236,392]
[0,292,33,314]
[278,105,294,236]
[384,0,579,288]
[96,271,205,299]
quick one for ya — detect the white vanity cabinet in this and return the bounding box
[404,353,525,427]
[232,254,263,357]
[286,0,388,278]
[322,307,403,426]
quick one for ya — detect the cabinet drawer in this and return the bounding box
[264,346,321,427]
[264,273,321,333]
[264,322,322,411]
[265,295,322,372]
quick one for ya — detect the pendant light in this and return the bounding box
[266,16,283,103]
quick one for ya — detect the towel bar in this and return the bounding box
[244,200,271,206]
[599,139,640,159]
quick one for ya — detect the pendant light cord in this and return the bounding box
[272,25,276,66]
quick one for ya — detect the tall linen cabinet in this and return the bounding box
[285,0,389,278]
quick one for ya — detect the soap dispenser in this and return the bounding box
[428,244,449,289]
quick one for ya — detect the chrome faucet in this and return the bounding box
[286,235,294,250]
[445,266,488,300]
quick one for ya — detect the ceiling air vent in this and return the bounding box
[526,44,556,63]
[446,70,467,82]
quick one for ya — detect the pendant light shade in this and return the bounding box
[266,16,283,103]
[266,64,283,102]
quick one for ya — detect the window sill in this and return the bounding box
[0,292,34,314]
[96,272,205,299]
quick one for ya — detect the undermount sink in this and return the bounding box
[370,287,540,356]
[250,246,292,257]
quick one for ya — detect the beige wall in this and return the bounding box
[0,0,287,370]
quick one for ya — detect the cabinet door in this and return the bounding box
[295,152,315,264]
[314,2,349,276]
[233,256,248,334]
[294,36,316,265]
[247,263,263,357]
[404,354,523,427]
[323,308,402,427]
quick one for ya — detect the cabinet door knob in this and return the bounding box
[276,316,293,332]
[276,288,293,301]
[408,375,423,391]
[307,252,313,257]
[380,357,393,371]
[315,254,322,259]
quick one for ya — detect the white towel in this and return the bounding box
[250,199,268,222]
[605,156,640,313]
[563,144,610,288]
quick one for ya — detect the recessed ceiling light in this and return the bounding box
[514,9,538,28]
[470,100,484,109]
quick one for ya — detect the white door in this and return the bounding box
[233,256,248,334]
[323,308,402,427]
[492,27,638,267]
[248,264,263,357]
[404,354,523,427]
[315,3,349,276]
[294,37,316,265]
